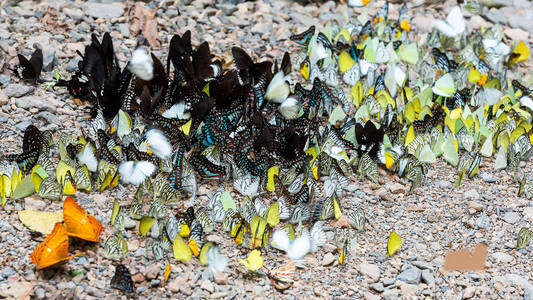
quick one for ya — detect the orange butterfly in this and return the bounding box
[30,222,84,270]
[63,197,104,242]
[268,260,296,290]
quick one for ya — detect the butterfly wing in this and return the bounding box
[110,264,134,293]
[63,197,103,242]
[31,222,83,270]
[29,48,43,79]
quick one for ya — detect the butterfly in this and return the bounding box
[348,208,366,231]
[231,47,272,86]
[30,222,84,270]
[110,264,134,293]
[290,25,316,48]
[104,233,128,260]
[15,47,43,82]
[37,176,60,201]
[517,227,532,249]
[63,197,104,242]
[432,6,465,37]
[268,260,296,291]
[238,249,264,272]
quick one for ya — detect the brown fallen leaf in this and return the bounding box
[443,243,488,271]
[129,2,160,48]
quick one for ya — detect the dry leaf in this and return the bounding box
[443,243,488,271]
[129,2,160,48]
[18,210,63,235]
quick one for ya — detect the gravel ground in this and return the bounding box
[0,0,532,299]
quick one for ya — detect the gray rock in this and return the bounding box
[464,189,480,200]
[25,33,52,50]
[503,211,520,224]
[4,84,34,98]
[57,281,76,289]
[421,270,435,285]
[370,282,384,292]
[36,111,62,126]
[486,8,507,25]
[382,288,399,300]
[137,286,146,293]
[436,180,452,189]
[34,286,45,299]
[15,96,56,113]
[66,58,81,73]
[118,23,130,38]
[482,173,498,183]
[290,12,315,27]
[150,279,161,287]
[43,49,57,72]
[63,8,84,21]
[85,3,124,19]
[166,8,180,19]
[322,253,336,266]
[2,266,16,278]
[411,261,432,270]
[15,121,33,131]
[0,75,10,86]
[397,267,421,284]
[382,278,395,286]
[491,252,514,263]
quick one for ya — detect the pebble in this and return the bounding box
[524,207,533,221]
[464,189,480,200]
[504,27,529,40]
[467,201,484,213]
[359,263,381,282]
[436,180,452,189]
[4,84,34,98]
[42,49,57,72]
[66,57,81,72]
[322,253,336,266]
[145,263,160,280]
[2,266,16,278]
[364,292,381,300]
[24,196,46,210]
[137,286,146,293]
[502,211,520,224]
[370,282,384,293]
[486,8,507,24]
[63,8,84,21]
[463,286,476,299]
[389,183,405,194]
[15,96,56,113]
[213,271,228,285]
[34,286,45,299]
[491,252,514,263]
[36,111,62,126]
[84,3,124,19]
[150,279,160,287]
[200,280,214,293]
[482,173,498,183]
[375,187,393,201]
[0,75,10,86]
[421,269,435,285]
[397,267,421,284]
[382,278,395,286]
[15,120,33,131]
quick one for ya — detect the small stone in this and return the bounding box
[463,286,476,299]
[63,8,84,21]
[24,196,46,210]
[523,207,533,221]
[290,12,315,27]
[15,96,56,113]
[145,263,160,280]
[34,286,45,299]
[389,183,405,194]
[469,15,492,30]
[333,215,351,228]
[200,280,214,293]
[322,253,336,266]
[370,282,384,292]
[504,27,529,41]
[464,189,480,201]
[376,187,393,201]
[482,173,498,183]
[213,271,228,285]
[421,270,435,285]
[468,201,484,213]
[4,281,33,299]
[84,3,124,19]
[382,278,395,286]
[211,292,229,299]
[486,8,507,24]
[399,283,418,297]
[502,211,520,224]
[150,279,160,287]
[132,273,145,283]
[0,75,10,86]
[436,180,452,189]
[397,267,421,284]
[2,266,16,278]
[42,49,56,72]
[359,263,381,282]
[36,111,61,126]
[168,276,185,293]
[4,84,34,98]
[363,292,381,300]
[136,286,146,293]
[490,252,514,263]
[66,58,81,73]
[412,15,434,32]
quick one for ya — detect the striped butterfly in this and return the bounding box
[73,166,91,191]
[348,208,366,231]
[166,213,180,243]
[268,260,295,291]
[357,152,379,183]
[195,208,214,234]
[517,227,532,249]
[290,204,311,224]
[187,222,204,256]
[152,238,171,261]
[38,176,60,201]
[277,198,292,221]
[149,197,166,219]
[104,233,128,260]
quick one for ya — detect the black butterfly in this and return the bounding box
[110,264,134,293]
[15,47,43,82]
[355,120,384,160]
[4,125,47,173]
[290,25,315,47]
[231,47,272,86]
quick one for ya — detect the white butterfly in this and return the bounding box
[272,229,311,260]
[128,47,154,81]
[145,129,172,159]
[432,6,466,37]
[77,143,98,172]
[118,161,156,185]
[162,102,190,120]
[266,72,290,103]
[207,245,228,274]
[279,96,301,120]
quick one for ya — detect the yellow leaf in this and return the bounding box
[18,210,63,235]
[387,231,402,256]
